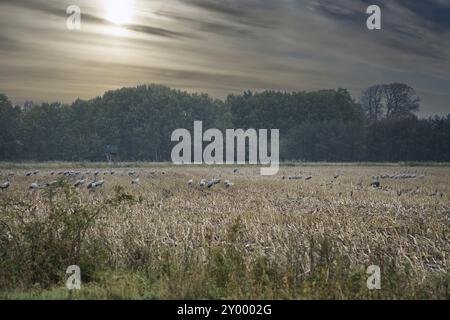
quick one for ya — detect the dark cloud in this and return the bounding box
[178,0,279,28]
[0,35,21,52]
[0,0,65,17]
[308,0,449,61]
[123,23,188,39]
[397,0,450,33]
[154,10,255,38]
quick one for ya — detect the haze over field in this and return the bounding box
[0,0,449,116]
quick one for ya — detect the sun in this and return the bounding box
[104,0,134,25]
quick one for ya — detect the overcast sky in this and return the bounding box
[0,0,449,116]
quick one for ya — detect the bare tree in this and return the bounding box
[384,83,420,118]
[360,85,385,122]
[361,83,420,121]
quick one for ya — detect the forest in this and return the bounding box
[0,83,449,162]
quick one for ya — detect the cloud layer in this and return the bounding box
[0,0,448,116]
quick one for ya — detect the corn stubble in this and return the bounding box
[0,165,448,299]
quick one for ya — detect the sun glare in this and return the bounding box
[104,0,134,25]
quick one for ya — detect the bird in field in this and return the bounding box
[305,176,312,181]
[0,177,10,191]
[40,183,51,189]
[224,180,234,188]
[207,178,221,188]
[87,180,104,190]
[29,182,39,190]
[74,178,85,187]
[370,176,380,188]
[131,177,140,185]
[188,179,193,186]
[199,179,206,188]
[26,172,32,176]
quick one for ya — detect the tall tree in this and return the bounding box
[0,94,21,160]
[384,83,420,118]
[360,84,385,122]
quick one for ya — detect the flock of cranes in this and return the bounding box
[0,168,432,195]
[0,169,126,191]
[282,175,313,180]
[188,178,234,189]
[370,172,427,188]
[0,169,237,192]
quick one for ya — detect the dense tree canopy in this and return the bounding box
[0,84,449,162]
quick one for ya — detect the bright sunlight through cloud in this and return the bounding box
[104,0,134,25]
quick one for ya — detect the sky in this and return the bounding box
[0,0,449,117]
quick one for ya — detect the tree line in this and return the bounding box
[0,83,449,162]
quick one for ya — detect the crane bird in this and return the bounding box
[29,182,39,190]
[128,170,136,176]
[305,176,312,181]
[40,183,51,189]
[74,178,85,188]
[224,180,234,188]
[87,180,104,189]
[207,178,221,188]
[188,179,193,186]
[0,177,10,191]
[26,172,32,177]
[131,177,140,185]
[370,176,380,188]
[199,179,206,188]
